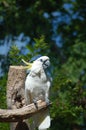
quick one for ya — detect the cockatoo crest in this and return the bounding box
[22,59,32,69]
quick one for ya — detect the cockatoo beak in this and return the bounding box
[22,59,32,69]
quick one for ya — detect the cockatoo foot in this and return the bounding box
[33,99,38,109]
[45,98,50,106]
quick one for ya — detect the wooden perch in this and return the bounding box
[0,100,49,122]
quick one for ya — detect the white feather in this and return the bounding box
[38,115,51,130]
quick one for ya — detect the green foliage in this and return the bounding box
[62,40,86,83]
[0,74,7,109]
[26,35,50,57]
[9,45,22,65]
[0,123,9,130]
[50,68,86,129]
[50,40,86,129]
[8,36,50,65]
[0,74,10,130]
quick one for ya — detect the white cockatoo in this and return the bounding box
[24,56,52,130]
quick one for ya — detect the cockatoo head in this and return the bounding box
[22,56,50,70]
[35,56,50,69]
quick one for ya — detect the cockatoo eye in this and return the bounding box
[40,59,43,62]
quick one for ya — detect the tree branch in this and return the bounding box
[0,100,50,122]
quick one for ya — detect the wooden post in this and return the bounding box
[7,66,30,130]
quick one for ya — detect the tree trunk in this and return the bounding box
[6,66,29,130]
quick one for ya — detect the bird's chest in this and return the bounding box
[26,69,50,92]
[30,69,48,82]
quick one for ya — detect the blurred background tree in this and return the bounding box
[0,0,86,130]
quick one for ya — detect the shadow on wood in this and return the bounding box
[15,121,29,130]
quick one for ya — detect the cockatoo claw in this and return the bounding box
[33,99,38,109]
[45,98,50,106]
